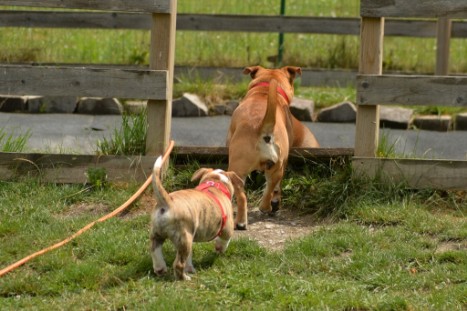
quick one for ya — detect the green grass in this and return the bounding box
[1,163,465,310]
[97,111,147,155]
[0,128,30,152]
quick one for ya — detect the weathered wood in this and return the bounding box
[357,74,467,107]
[0,153,156,183]
[0,65,168,100]
[354,17,384,158]
[353,157,467,190]
[146,2,177,156]
[0,0,171,13]
[173,146,354,158]
[436,17,452,75]
[361,0,467,18]
[0,148,354,183]
[2,12,467,39]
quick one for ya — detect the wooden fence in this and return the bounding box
[1,9,467,86]
[353,0,467,190]
[1,1,466,184]
[0,0,176,158]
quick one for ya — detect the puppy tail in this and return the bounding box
[260,79,278,139]
[152,141,175,208]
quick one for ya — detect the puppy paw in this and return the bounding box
[185,265,196,274]
[235,223,247,230]
[154,267,167,276]
[176,273,191,281]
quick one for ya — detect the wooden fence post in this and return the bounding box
[354,17,384,157]
[436,16,451,75]
[146,0,177,156]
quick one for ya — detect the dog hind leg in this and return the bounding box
[259,165,284,214]
[173,232,193,281]
[151,237,167,275]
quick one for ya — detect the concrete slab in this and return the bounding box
[1,113,466,160]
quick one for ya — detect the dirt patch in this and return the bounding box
[234,208,323,251]
[59,202,111,219]
[435,240,467,254]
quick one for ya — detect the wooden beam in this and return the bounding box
[353,157,467,190]
[0,148,353,183]
[1,11,467,39]
[354,17,384,158]
[0,153,156,183]
[146,0,177,156]
[360,0,467,18]
[0,0,172,13]
[436,17,452,75]
[357,75,467,107]
[0,65,168,100]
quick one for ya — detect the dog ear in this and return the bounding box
[284,66,302,83]
[225,171,245,192]
[191,168,212,182]
[243,66,261,79]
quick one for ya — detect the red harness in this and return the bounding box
[251,81,290,104]
[195,181,231,238]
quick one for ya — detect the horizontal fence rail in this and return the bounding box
[0,65,168,99]
[357,74,467,106]
[360,0,467,18]
[0,147,353,183]
[0,11,467,38]
[0,0,172,13]
[353,157,467,190]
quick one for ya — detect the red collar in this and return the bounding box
[195,181,231,238]
[251,81,290,104]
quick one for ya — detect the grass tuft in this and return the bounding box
[97,111,147,155]
[0,128,31,152]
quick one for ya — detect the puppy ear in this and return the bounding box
[243,66,261,79]
[225,171,245,192]
[191,168,212,182]
[284,66,302,84]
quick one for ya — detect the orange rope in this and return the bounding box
[0,141,174,278]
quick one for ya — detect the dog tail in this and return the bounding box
[152,142,175,208]
[259,79,278,139]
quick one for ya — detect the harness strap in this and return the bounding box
[195,181,231,238]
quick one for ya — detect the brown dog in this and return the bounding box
[150,153,243,280]
[226,66,319,230]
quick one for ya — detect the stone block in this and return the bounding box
[454,112,467,131]
[172,93,208,117]
[76,97,123,115]
[412,115,452,132]
[380,106,414,129]
[0,96,26,112]
[317,101,356,123]
[290,97,315,122]
[27,96,78,113]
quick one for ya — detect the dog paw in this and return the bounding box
[235,223,247,230]
[185,265,196,274]
[154,267,167,276]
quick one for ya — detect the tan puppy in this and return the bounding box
[150,154,243,280]
[226,66,319,230]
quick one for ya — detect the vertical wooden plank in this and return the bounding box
[354,17,384,157]
[146,0,177,156]
[436,17,451,75]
